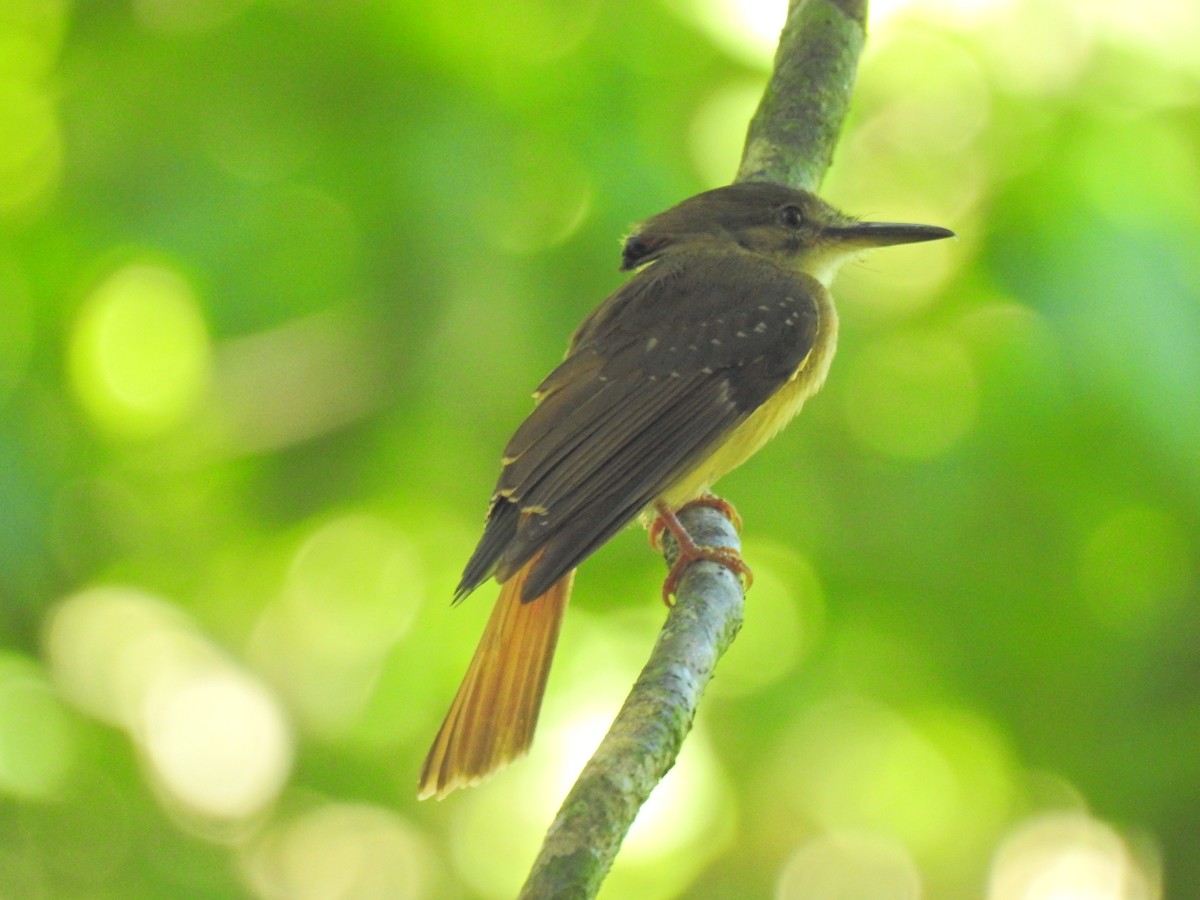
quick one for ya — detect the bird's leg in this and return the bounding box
[648,492,743,550]
[650,496,753,606]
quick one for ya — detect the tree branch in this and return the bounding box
[738,0,867,190]
[518,506,742,899]
[519,2,867,896]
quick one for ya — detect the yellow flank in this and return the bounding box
[655,292,839,512]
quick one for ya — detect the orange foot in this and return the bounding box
[649,496,753,605]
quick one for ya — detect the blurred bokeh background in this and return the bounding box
[1,0,1197,896]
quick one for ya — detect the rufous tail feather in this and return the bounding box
[418,554,573,800]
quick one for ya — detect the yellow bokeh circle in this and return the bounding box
[69,262,210,439]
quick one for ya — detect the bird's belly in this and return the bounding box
[652,296,840,518]
[656,371,820,508]
[655,318,839,512]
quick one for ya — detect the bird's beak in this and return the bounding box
[824,221,955,249]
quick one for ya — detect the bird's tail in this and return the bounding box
[418,553,574,800]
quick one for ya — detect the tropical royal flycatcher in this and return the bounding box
[419,181,953,799]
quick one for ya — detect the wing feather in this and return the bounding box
[458,247,822,600]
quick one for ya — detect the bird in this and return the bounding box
[418,181,953,799]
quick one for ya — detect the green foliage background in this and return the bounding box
[1,0,1198,897]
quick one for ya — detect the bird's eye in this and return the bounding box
[779,205,804,228]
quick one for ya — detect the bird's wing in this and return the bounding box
[458,249,821,601]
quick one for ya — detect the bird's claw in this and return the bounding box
[649,496,752,606]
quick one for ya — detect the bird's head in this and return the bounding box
[621,182,954,286]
